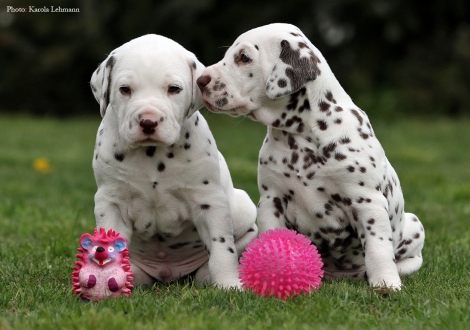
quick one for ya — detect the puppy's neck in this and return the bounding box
[261,73,357,150]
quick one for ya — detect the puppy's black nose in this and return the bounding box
[139,119,158,134]
[197,75,211,91]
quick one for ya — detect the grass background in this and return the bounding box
[0,112,469,329]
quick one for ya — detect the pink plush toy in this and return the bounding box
[239,228,324,300]
[72,228,134,301]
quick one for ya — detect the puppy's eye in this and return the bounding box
[241,54,251,63]
[168,85,182,94]
[119,86,131,95]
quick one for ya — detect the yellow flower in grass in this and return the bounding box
[33,158,51,173]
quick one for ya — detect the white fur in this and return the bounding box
[90,35,257,289]
[198,23,424,290]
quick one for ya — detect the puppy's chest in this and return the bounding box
[260,133,346,187]
[98,144,218,237]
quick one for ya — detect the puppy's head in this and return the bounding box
[90,35,204,147]
[197,23,324,125]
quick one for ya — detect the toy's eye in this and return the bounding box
[119,86,131,95]
[168,85,182,94]
[108,246,115,253]
[241,54,251,63]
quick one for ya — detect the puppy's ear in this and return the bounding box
[265,37,321,100]
[90,53,118,117]
[185,55,205,119]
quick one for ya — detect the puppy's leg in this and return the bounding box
[395,213,425,276]
[354,200,402,290]
[256,192,288,233]
[193,195,242,289]
[94,196,133,241]
[231,189,258,255]
[130,264,155,287]
[194,261,211,285]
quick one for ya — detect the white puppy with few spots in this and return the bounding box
[198,23,424,290]
[90,35,257,289]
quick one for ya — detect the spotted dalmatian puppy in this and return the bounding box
[197,23,424,290]
[90,34,258,289]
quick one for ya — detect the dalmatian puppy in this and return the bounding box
[90,34,258,289]
[197,23,424,290]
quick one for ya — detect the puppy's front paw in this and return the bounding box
[369,276,402,291]
[215,278,243,290]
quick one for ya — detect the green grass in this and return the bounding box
[1,112,469,330]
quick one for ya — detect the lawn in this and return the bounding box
[0,112,469,330]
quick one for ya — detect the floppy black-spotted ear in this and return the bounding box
[90,54,117,117]
[185,55,205,118]
[265,38,321,100]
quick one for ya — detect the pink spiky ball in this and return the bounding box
[239,228,324,300]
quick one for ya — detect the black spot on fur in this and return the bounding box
[299,99,311,112]
[287,135,298,150]
[318,101,330,112]
[291,152,299,164]
[215,98,228,107]
[278,40,321,92]
[350,109,363,125]
[331,194,342,202]
[317,120,328,131]
[146,147,156,157]
[157,162,165,172]
[273,197,284,214]
[335,153,347,161]
[322,142,337,158]
[278,79,287,88]
[201,204,211,210]
[114,153,125,162]
[325,91,336,103]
